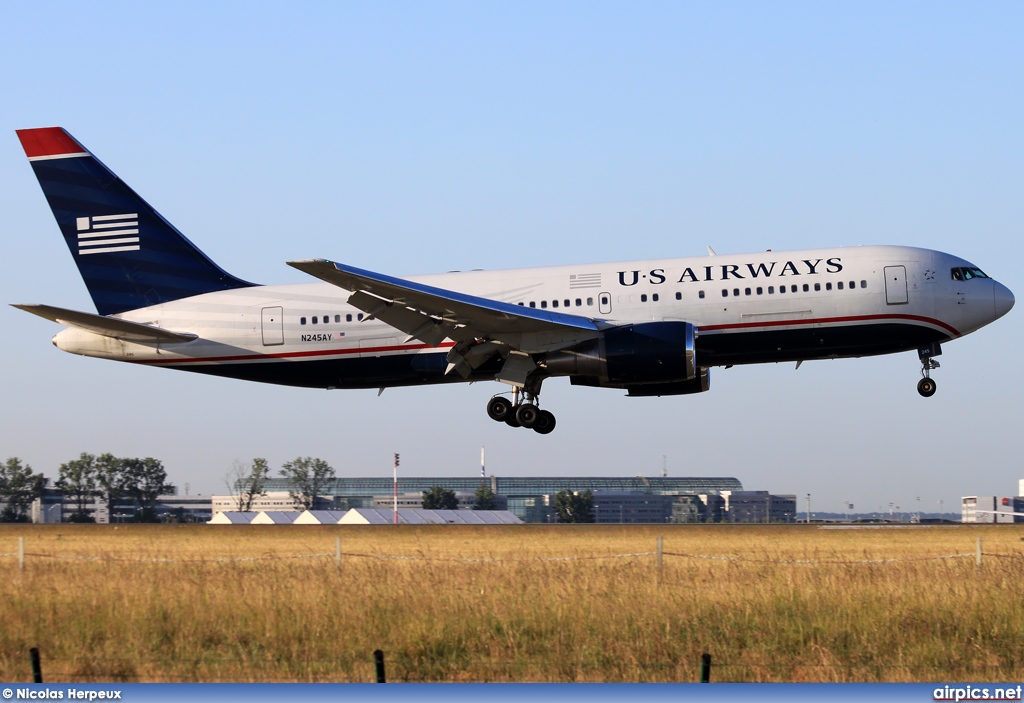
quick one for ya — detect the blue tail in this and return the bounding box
[17,127,255,316]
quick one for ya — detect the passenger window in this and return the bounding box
[744,288,751,296]
[675,292,682,300]
[652,293,659,302]
[541,301,548,309]
[721,289,728,298]
[601,296,609,305]
[551,300,558,308]
[733,288,740,297]
[575,298,582,306]
[587,297,594,306]
[346,314,352,322]
[334,315,341,323]
[814,283,820,292]
[357,313,364,321]
[803,284,809,292]
[779,286,785,294]
[768,286,774,294]
[517,302,524,306]
[837,282,844,290]
[312,316,318,324]
[698,290,705,299]
[860,280,867,288]
[849,281,855,289]
[300,317,307,325]
[564,299,570,307]
[640,294,647,303]
[529,302,536,308]
[825,282,832,291]
[756,287,763,295]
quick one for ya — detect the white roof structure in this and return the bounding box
[340,509,523,525]
[207,511,257,524]
[293,510,347,525]
[250,510,302,525]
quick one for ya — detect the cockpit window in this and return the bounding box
[951,267,990,281]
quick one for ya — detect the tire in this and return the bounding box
[486,396,513,422]
[515,403,539,428]
[533,409,556,435]
[917,378,937,397]
[504,410,522,428]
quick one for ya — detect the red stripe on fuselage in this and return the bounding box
[16,127,86,159]
[700,313,960,337]
[133,314,957,367]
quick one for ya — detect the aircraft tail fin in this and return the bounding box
[16,127,254,315]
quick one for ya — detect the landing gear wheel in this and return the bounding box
[917,378,937,397]
[504,409,522,428]
[515,404,539,428]
[486,396,513,422]
[532,409,556,435]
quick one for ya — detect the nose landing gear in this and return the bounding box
[917,343,941,397]
[486,386,557,434]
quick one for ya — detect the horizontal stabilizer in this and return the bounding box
[11,304,197,343]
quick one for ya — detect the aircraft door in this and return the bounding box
[884,266,908,305]
[261,306,284,345]
[598,292,612,315]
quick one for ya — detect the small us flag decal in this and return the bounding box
[76,213,139,255]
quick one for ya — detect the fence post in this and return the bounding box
[30,647,42,683]
[700,652,712,683]
[374,649,386,683]
[18,536,24,571]
[656,536,663,584]
[336,536,342,570]
[976,537,982,567]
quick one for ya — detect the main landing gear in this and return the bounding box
[486,388,556,434]
[917,343,941,398]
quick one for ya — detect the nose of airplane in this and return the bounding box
[994,281,1015,320]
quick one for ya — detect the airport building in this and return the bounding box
[961,495,1024,523]
[724,491,798,524]
[257,475,743,524]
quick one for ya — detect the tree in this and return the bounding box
[57,453,99,522]
[279,456,335,511]
[122,457,171,522]
[472,483,497,510]
[224,458,271,512]
[0,457,46,522]
[422,486,459,510]
[94,453,128,523]
[553,489,595,523]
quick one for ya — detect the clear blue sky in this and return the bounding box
[1,2,1021,513]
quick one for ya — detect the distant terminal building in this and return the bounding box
[258,475,743,524]
[962,496,1024,523]
[725,491,798,524]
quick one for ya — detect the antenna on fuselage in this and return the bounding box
[707,246,717,256]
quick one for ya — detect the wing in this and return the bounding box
[12,304,197,343]
[287,259,605,355]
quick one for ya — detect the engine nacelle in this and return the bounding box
[626,367,710,396]
[545,321,697,387]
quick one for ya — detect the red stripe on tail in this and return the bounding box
[16,127,86,158]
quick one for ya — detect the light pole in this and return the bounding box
[916,496,921,523]
[806,493,811,524]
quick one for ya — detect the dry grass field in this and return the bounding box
[1,523,1022,683]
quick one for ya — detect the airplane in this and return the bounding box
[13,127,1015,434]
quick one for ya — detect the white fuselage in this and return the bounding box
[52,244,1013,390]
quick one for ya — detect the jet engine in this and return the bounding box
[541,321,701,389]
